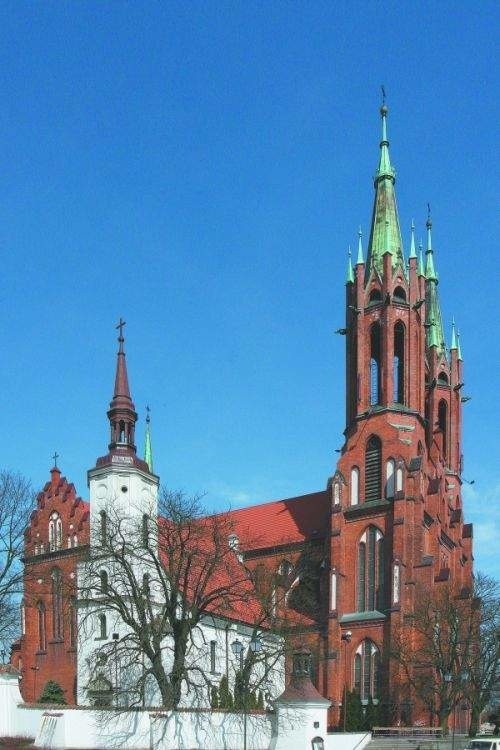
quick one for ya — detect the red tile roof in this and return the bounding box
[226,491,329,551]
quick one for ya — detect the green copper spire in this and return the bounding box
[144,406,153,472]
[366,99,405,279]
[425,211,438,281]
[457,329,463,361]
[346,246,354,284]
[356,227,364,265]
[418,240,425,276]
[409,219,417,259]
[424,213,446,354]
[450,318,458,351]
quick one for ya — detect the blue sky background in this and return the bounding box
[0,1,498,578]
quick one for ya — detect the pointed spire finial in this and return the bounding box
[52,451,59,469]
[425,210,438,281]
[450,318,458,351]
[418,239,425,276]
[457,329,463,361]
[144,405,153,472]
[346,245,354,284]
[356,226,364,265]
[409,219,417,259]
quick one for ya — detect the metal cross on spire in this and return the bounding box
[381,84,386,105]
[146,404,151,424]
[52,451,59,468]
[116,317,126,352]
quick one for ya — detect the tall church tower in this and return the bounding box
[88,322,159,545]
[325,103,472,724]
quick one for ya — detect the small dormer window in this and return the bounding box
[369,289,382,303]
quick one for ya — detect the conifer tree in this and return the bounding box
[38,680,66,705]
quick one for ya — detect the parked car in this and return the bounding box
[464,740,500,750]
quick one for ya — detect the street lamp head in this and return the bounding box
[249,636,262,654]
[231,639,243,657]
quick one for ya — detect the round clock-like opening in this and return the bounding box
[121,485,128,493]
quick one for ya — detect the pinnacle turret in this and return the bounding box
[450,318,458,351]
[409,220,417,259]
[356,227,364,265]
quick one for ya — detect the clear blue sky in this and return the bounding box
[0,2,498,579]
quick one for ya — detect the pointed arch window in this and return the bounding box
[353,639,380,701]
[350,467,359,506]
[370,324,381,405]
[69,596,77,648]
[385,459,395,499]
[98,613,107,639]
[393,321,405,404]
[365,435,382,502]
[142,514,149,547]
[99,570,109,595]
[37,601,46,651]
[357,527,385,612]
[100,511,107,547]
[49,512,60,552]
[51,568,63,639]
[438,400,448,459]
[396,464,404,493]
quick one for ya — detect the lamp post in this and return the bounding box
[443,672,453,743]
[112,633,119,707]
[231,635,262,750]
[341,631,352,732]
[0,649,6,664]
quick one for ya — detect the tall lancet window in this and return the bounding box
[438,400,448,459]
[365,435,382,502]
[51,568,63,639]
[370,323,381,405]
[357,526,385,612]
[393,321,405,404]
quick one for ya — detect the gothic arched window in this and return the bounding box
[49,512,60,552]
[142,514,149,547]
[393,286,407,303]
[365,435,382,502]
[353,639,380,700]
[393,321,405,404]
[370,324,381,406]
[438,400,448,459]
[385,459,395,499]
[357,526,385,612]
[69,596,77,648]
[350,467,359,506]
[51,568,63,639]
[37,601,46,651]
[100,511,107,547]
[98,613,107,639]
[99,570,109,595]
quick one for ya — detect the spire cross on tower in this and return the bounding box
[381,85,386,105]
[52,451,59,468]
[116,317,126,352]
[146,404,151,424]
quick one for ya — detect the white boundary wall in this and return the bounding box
[2,673,370,750]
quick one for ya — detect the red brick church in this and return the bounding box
[12,103,473,725]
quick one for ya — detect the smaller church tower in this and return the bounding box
[88,321,159,546]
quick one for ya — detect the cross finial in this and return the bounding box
[52,451,59,468]
[146,404,151,424]
[381,85,386,106]
[427,202,432,228]
[116,317,126,353]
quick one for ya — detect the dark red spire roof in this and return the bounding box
[105,319,138,455]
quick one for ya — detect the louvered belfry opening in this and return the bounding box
[365,435,382,502]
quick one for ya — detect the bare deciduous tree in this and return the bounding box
[79,489,291,709]
[0,471,34,650]
[391,575,499,734]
